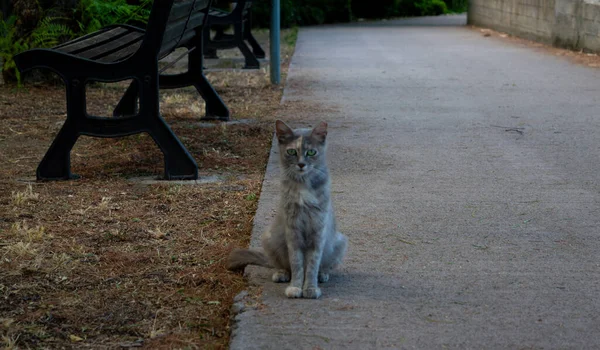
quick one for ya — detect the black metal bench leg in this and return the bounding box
[188,46,230,120]
[235,23,260,69]
[213,26,226,41]
[246,31,266,59]
[37,79,85,180]
[140,74,198,179]
[148,116,198,180]
[113,80,139,117]
[194,75,230,120]
[203,27,219,59]
[37,119,80,180]
[244,13,265,58]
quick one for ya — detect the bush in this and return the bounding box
[251,0,351,28]
[74,0,152,33]
[396,0,419,16]
[442,0,468,13]
[251,0,450,27]
[0,0,152,84]
[0,15,73,83]
[415,0,448,16]
[351,0,398,19]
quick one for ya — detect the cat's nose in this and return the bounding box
[298,163,306,169]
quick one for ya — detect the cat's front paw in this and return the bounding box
[272,270,291,283]
[302,287,322,299]
[285,286,302,298]
[318,272,329,283]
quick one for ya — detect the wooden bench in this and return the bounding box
[204,0,265,69]
[14,0,227,181]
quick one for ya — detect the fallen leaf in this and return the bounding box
[69,334,84,342]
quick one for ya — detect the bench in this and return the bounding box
[203,0,265,69]
[14,0,227,181]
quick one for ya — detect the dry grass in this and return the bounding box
[0,29,297,349]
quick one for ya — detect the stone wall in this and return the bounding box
[468,0,600,53]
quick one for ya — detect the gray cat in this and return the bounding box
[228,120,347,299]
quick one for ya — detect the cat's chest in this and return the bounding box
[296,188,318,207]
[285,187,319,208]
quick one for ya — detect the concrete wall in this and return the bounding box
[468,0,600,53]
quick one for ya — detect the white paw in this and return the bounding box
[272,271,291,283]
[285,286,302,298]
[302,287,322,299]
[318,272,329,283]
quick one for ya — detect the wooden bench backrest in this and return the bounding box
[144,0,212,59]
[229,0,253,17]
[239,0,253,16]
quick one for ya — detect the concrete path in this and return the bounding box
[230,14,600,349]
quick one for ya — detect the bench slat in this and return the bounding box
[168,0,210,22]
[161,12,204,50]
[96,41,143,63]
[55,27,130,54]
[169,1,195,21]
[208,1,252,18]
[78,31,144,60]
[159,30,196,58]
[209,9,229,17]
[42,0,210,63]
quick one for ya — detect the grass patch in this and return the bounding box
[11,184,40,205]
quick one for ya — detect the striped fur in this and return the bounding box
[227,120,347,299]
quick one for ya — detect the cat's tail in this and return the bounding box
[227,248,273,271]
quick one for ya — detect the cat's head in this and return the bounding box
[275,120,328,181]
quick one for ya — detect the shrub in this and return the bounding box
[251,0,351,28]
[443,0,468,13]
[251,0,450,26]
[0,0,152,84]
[0,15,73,84]
[396,0,419,16]
[74,0,152,33]
[351,0,398,19]
[415,0,448,16]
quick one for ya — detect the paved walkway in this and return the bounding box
[230,15,600,349]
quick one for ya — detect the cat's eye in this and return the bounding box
[306,149,317,157]
[286,149,297,156]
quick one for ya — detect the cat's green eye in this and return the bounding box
[286,149,297,156]
[306,149,317,157]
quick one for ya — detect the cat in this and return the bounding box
[228,120,347,299]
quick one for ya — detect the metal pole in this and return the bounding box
[270,0,280,85]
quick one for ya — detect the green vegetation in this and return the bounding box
[251,0,352,28]
[0,0,468,83]
[414,0,448,16]
[1,0,152,84]
[74,0,152,34]
[0,15,72,84]
[252,0,468,27]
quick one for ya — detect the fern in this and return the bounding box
[1,0,153,84]
[76,0,152,34]
[0,15,28,85]
[30,17,74,47]
[0,14,74,85]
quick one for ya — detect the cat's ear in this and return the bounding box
[275,120,294,143]
[311,121,328,143]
